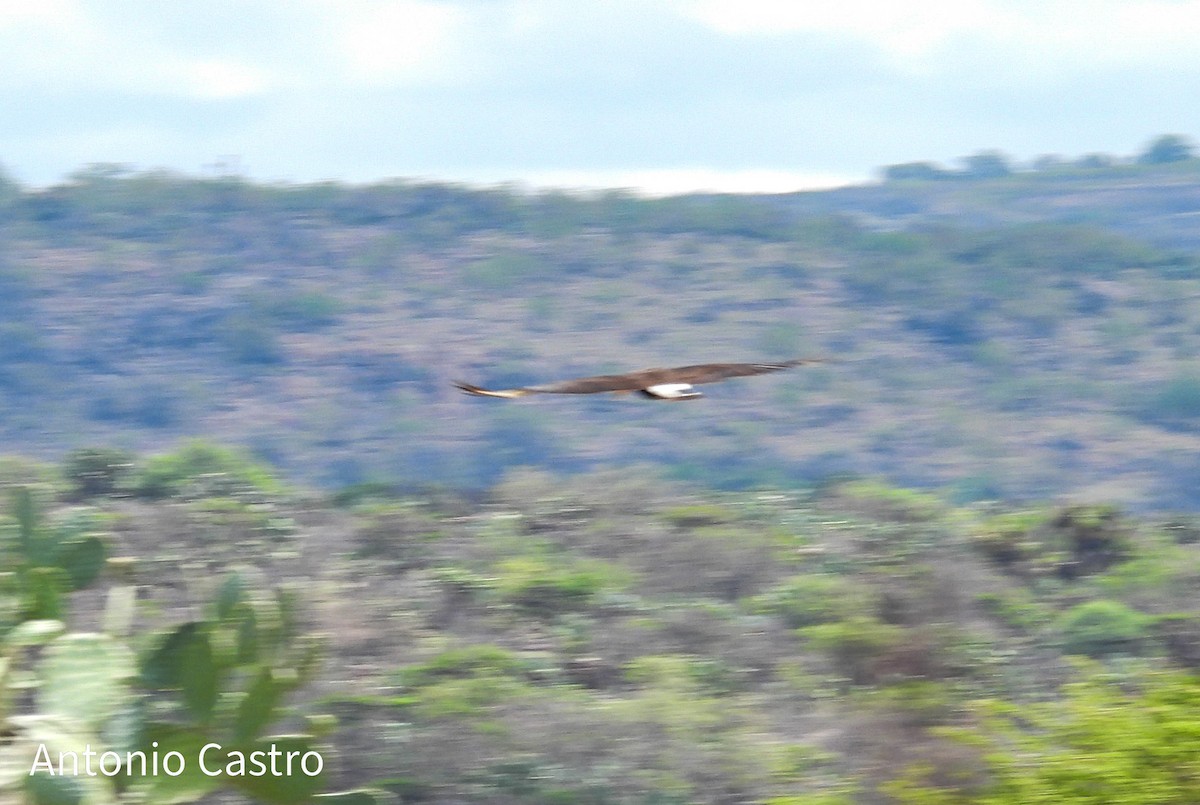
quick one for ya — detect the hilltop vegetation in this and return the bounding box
[5,447,1200,803]
[2,139,1200,506]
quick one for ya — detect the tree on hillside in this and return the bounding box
[883,162,952,181]
[1076,152,1117,170]
[0,163,19,208]
[960,150,1013,179]
[1138,134,1196,165]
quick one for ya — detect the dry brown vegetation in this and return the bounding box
[7,448,1200,803]
[2,157,1200,507]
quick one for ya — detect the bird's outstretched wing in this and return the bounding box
[454,358,822,399]
[661,359,822,386]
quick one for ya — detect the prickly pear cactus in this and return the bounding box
[2,627,135,805]
[128,569,372,804]
[38,633,136,735]
[2,492,381,804]
[7,488,109,625]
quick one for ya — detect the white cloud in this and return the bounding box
[0,0,99,88]
[0,0,85,27]
[0,1,278,99]
[184,59,273,100]
[320,0,470,86]
[681,0,1200,76]
[682,0,993,64]
[465,167,861,196]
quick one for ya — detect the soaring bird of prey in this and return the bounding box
[454,358,821,401]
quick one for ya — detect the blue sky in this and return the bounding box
[4,0,1200,194]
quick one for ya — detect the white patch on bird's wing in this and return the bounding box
[643,383,700,399]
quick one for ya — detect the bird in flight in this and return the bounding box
[454,358,821,401]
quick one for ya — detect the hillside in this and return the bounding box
[2,155,1200,506]
[5,448,1200,804]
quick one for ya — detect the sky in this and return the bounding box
[3,0,1200,195]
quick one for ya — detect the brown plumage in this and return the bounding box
[453,358,822,401]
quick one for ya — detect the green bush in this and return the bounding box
[220,312,285,365]
[662,502,737,528]
[972,504,1133,579]
[0,494,376,804]
[974,589,1051,633]
[62,446,135,499]
[1058,599,1151,657]
[971,510,1046,565]
[830,480,944,522]
[395,645,538,722]
[397,644,525,688]
[492,555,630,616]
[1138,372,1200,427]
[462,251,551,291]
[134,440,281,499]
[802,616,906,685]
[746,574,864,628]
[261,290,342,331]
[1,487,108,624]
[892,669,1200,804]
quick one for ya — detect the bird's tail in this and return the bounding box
[453,381,528,399]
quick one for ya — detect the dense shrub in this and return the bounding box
[134,440,281,499]
[492,555,630,616]
[803,616,907,686]
[972,504,1133,579]
[218,312,285,365]
[1058,599,1151,657]
[462,251,552,290]
[892,669,1200,803]
[62,447,134,499]
[746,574,865,628]
[1139,373,1200,428]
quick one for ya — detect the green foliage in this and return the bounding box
[960,150,1013,178]
[1137,372,1200,427]
[802,616,906,686]
[220,312,285,365]
[394,645,540,722]
[397,644,525,688]
[462,251,552,291]
[883,161,953,182]
[661,502,737,528]
[37,632,137,732]
[974,588,1051,633]
[1,488,109,626]
[1057,599,1152,658]
[405,671,528,722]
[133,440,281,499]
[492,555,630,616]
[896,670,1200,803]
[0,580,138,804]
[259,291,342,332]
[860,679,959,727]
[830,479,945,522]
[745,574,864,628]
[11,451,1200,803]
[971,504,1133,579]
[1138,133,1196,165]
[352,504,441,565]
[62,447,135,500]
[0,490,368,804]
[971,509,1047,565]
[763,796,858,805]
[129,568,360,803]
